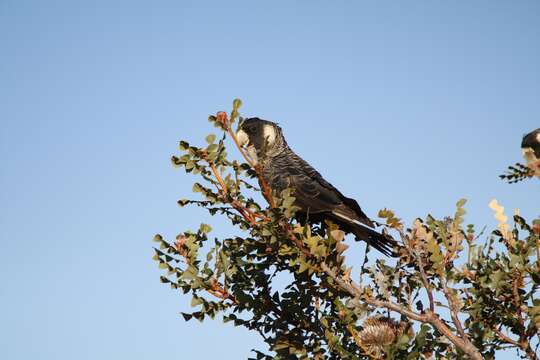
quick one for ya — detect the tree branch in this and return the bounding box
[320,263,484,360]
[399,229,435,313]
[441,278,468,342]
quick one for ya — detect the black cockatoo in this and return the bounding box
[236,118,396,256]
[522,128,540,164]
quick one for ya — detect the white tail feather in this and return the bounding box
[332,211,372,229]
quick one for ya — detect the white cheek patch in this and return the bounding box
[263,124,277,146]
[536,132,540,143]
[236,129,249,147]
[236,129,258,164]
[522,148,536,163]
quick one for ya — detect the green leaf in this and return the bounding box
[207,144,218,153]
[191,296,203,307]
[200,223,212,233]
[233,98,242,111]
[193,183,203,193]
[427,235,443,270]
[182,266,198,281]
[298,259,310,273]
[178,199,189,207]
[179,141,189,150]
[181,313,193,321]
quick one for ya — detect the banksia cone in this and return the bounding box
[357,317,410,357]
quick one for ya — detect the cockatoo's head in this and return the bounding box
[236,118,285,162]
[521,128,540,163]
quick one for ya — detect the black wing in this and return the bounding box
[275,153,372,224]
[269,152,396,255]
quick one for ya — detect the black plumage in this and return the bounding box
[522,128,540,160]
[236,118,397,256]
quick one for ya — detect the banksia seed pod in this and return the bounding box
[357,317,411,357]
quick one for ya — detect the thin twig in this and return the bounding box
[221,111,257,169]
[400,229,435,313]
[441,278,468,341]
[493,326,539,360]
[255,165,277,208]
[417,252,435,313]
[205,156,260,226]
[209,162,228,195]
[493,326,521,347]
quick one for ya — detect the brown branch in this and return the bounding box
[321,263,483,360]
[400,229,435,313]
[441,279,468,342]
[536,235,540,263]
[215,111,276,224]
[492,326,538,360]
[254,164,277,208]
[417,251,435,313]
[209,162,228,195]
[512,272,525,338]
[399,229,472,354]
[174,239,235,304]
[219,110,277,209]
[525,345,539,360]
[250,211,271,221]
[204,155,260,226]
[219,111,257,170]
[401,228,468,344]
[209,278,236,303]
[510,272,537,360]
[493,326,521,347]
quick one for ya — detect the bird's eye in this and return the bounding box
[244,124,257,134]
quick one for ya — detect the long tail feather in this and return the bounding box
[331,211,397,256]
[351,223,397,257]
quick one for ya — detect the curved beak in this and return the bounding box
[236,129,249,148]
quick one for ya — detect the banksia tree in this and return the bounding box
[154,100,540,359]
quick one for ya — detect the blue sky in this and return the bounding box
[1,1,539,359]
